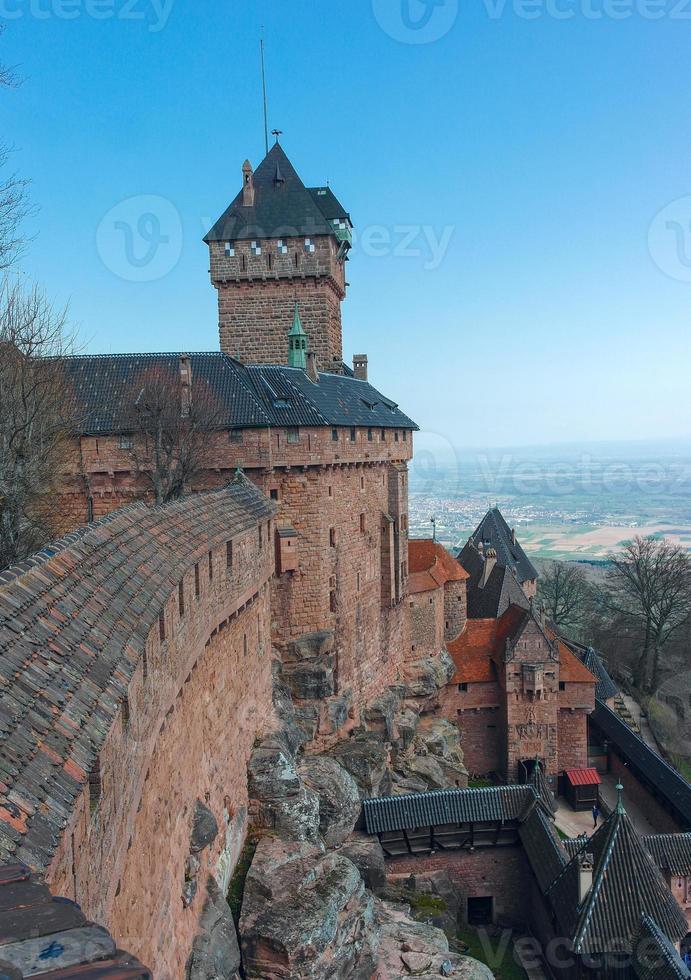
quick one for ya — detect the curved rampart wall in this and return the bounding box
[0,480,276,978]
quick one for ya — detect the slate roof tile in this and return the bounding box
[61,352,416,436]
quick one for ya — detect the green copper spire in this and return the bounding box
[288,301,307,369]
[615,783,626,814]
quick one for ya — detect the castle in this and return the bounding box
[1,143,690,979]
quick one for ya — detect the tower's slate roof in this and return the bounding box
[547,792,688,955]
[204,144,346,242]
[461,508,538,585]
[591,701,691,829]
[0,480,275,872]
[61,353,417,435]
[632,914,691,979]
[457,540,530,619]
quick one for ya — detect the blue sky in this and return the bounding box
[3,0,691,448]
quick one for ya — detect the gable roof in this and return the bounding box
[465,508,538,584]
[447,605,527,683]
[0,480,275,872]
[362,785,536,835]
[61,354,417,435]
[591,701,691,830]
[457,539,531,619]
[548,632,599,685]
[204,144,345,242]
[408,540,469,594]
[547,789,688,954]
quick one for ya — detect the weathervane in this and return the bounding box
[272,128,283,144]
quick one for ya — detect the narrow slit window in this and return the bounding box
[178,581,185,618]
[208,550,213,581]
[159,609,166,642]
[226,541,233,569]
[194,563,200,598]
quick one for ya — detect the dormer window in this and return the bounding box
[225,242,235,257]
[277,239,288,255]
[304,238,316,254]
[251,241,261,256]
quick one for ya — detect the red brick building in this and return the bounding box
[411,512,597,786]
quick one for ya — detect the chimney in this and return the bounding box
[479,547,497,588]
[578,852,594,904]
[242,160,255,207]
[179,355,192,418]
[353,354,368,381]
[306,351,319,383]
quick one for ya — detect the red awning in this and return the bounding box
[564,768,602,787]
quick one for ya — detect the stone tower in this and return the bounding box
[204,143,352,370]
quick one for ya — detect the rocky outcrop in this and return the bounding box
[191,801,220,853]
[186,877,242,980]
[327,730,392,798]
[401,650,455,701]
[248,734,321,843]
[298,755,361,848]
[390,717,468,794]
[375,902,493,979]
[239,837,377,979]
[337,833,387,894]
[233,643,484,979]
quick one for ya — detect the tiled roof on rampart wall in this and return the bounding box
[0,480,274,871]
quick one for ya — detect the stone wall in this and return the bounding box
[557,707,590,773]
[208,235,346,368]
[408,588,445,662]
[46,521,275,978]
[444,579,467,643]
[387,846,531,928]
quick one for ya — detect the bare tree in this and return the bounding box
[0,28,30,269]
[603,536,691,694]
[538,560,591,632]
[126,362,223,504]
[0,278,77,569]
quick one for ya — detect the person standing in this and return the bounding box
[592,803,600,829]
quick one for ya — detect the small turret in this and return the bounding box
[288,302,307,369]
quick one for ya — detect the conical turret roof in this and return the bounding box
[548,785,688,954]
